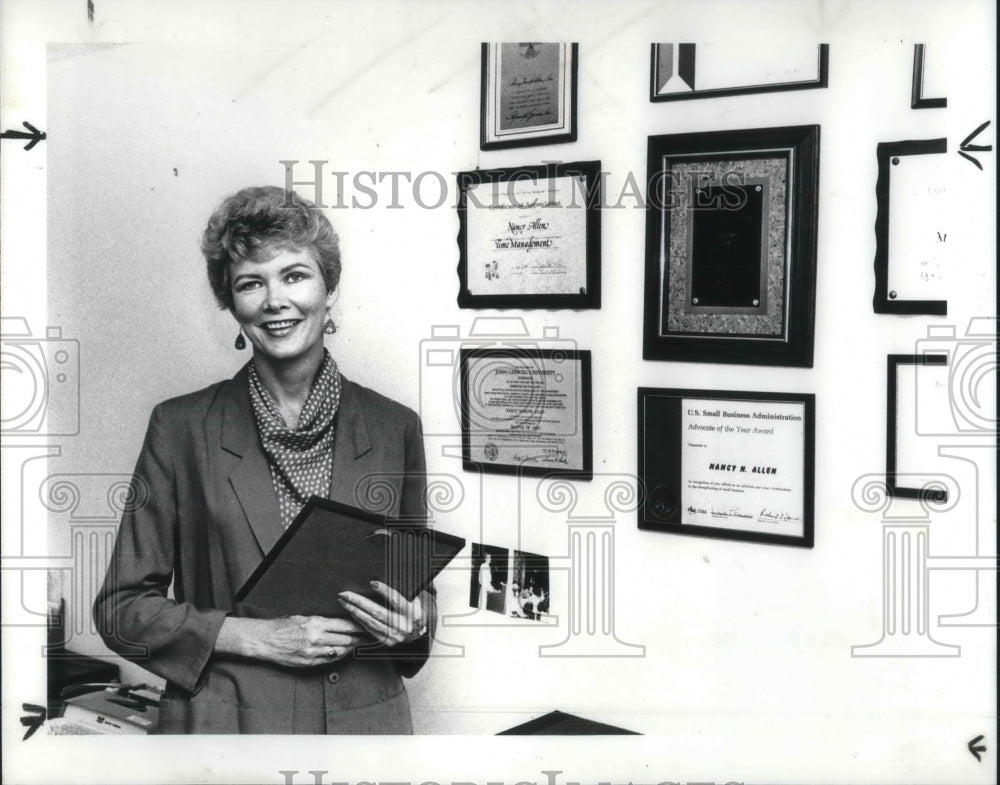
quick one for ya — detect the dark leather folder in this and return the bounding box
[234,497,465,619]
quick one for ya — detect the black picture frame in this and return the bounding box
[649,43,828,102]
[643,125,820,367]
[480,42,578,151]
[460,348,592,481]
[637,387,815,548]
[886,354,949,501]
[873,139,948,316]
[456,160,601,310]
[911,44,947,109]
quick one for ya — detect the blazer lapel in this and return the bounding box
[329,377,374,510]
[220,364,285,556]
[218,369,376,556]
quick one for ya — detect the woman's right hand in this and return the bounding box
[215,615,369,667]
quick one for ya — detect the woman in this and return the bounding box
[93,186,433,734]
[477,553,494,610]
[507,582,525,618]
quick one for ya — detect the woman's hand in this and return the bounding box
[215,615,370,667]
[337,581,427,647]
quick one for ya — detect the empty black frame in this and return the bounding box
[637,387,815,548]
[649,43,828,102]
[911,44,947,109]
[480,42,578,151]
[456,160,601,310]
[643,125,820,367]
[873,139,948,316]
[886,354,949,501]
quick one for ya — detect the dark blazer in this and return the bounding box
[93,364,433,734]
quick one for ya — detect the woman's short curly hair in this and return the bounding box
[202,186,341,310]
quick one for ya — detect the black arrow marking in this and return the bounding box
[20,703,46,740]
[968,734,987,762]
[0,121,47,151]
[957,121,992,170]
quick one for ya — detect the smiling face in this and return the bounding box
[229,246,335,367]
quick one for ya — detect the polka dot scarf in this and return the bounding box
[247,350,342,529]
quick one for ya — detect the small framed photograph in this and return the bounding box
[637,387,815,547]
[650,43,829,102]
[510,549,551,621]
[461,348,592,480]
[469,543,509,615]
[481,42,578,151]
[456,160,601,310]
[643,125,820,367]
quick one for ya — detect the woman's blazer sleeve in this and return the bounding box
[93,404,228,693]
[392,407,437,678]
[400,407,428,521]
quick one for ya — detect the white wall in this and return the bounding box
[2,0,996,782]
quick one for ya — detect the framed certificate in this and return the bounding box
[480,42,578,150]
[643,125,820,367]
[456,160,601,309]
[637,387,815,547]
[461,348,592,480]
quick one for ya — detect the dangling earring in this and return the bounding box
[234,330,247,350]
[323,317,337,335]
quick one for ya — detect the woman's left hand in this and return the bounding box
[337,581,427,647]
